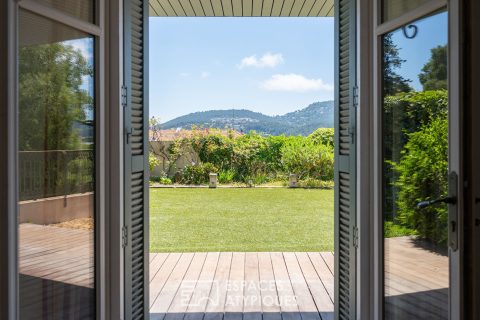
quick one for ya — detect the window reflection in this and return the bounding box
[18,10,95,319]
[382,12,449,320]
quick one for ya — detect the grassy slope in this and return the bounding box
[150,188,333,252]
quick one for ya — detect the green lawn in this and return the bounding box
[150,188,333,252]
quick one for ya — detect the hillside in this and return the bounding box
[161,101,333,136]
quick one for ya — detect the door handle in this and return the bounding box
[417,196,456,208]
[416,171,458,251]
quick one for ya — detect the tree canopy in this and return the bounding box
[383,34,412,96]
[19,42,93,151]
[419,45,448,91]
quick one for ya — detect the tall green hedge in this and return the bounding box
[385,90,448,244]
[155,129,335,184]
[392,118,448,243]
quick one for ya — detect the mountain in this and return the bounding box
[160,101,334,136]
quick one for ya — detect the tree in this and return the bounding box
[383,34,412,96]
[19,42,93,151]
[419,45,448,91]
[150,116,162,141]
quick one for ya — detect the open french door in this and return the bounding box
[374,0,463,319]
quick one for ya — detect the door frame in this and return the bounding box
[0,1,19,318]
[0,0,110,318]
[371,0,463,319]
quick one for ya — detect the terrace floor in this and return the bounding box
[149,252,335,320]
[18,224,448,320]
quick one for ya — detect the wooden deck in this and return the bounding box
[19,223,94,288]
[385,236,448,319]
[18,224,448,320]
[19,223,95,319]
[149,252,335,320]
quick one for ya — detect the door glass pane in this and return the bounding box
[35,0,95,23]
[382,12,448,320]
[18,9,95,319]
[382,0,431,22]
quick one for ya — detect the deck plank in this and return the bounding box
[224,252,245,320]
[258,252,282,320]
[319,253,334,276]
[243,252,262,320]
[283,252,321,320]
[185,252,221,320]
[150,253,171,283]
[150,253,183,310]
[295,253,333,320]
[307,253,334,302]
[270,252,301,320]
[150,253,195,319]
[203,252,233,320]
[164,252,208,320]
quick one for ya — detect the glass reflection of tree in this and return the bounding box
[19,42,93,151]
[383,31,450,244]
[419,45,447,91]
[19,41,93,198]
[383,33,412,96]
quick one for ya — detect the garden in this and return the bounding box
[148,127,336,252]
[148,89,449,252]
[149,127,335,188]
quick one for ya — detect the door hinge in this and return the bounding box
[348,126,355,144]
[122,226,128,248]
[121,85,128,108]
[353,85,359,108]
[125,126,133,144]
[353,226,359,249]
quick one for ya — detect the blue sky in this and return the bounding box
[149,17,334,122]
[391,11,448,91]
[148,12,447,122]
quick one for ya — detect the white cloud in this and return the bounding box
[179,72,191,77]
[260,74,334,93]
[64,39,93,60]
[201,71,211,79]
[238,52,284,69]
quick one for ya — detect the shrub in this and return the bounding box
[391,117,448,244]
[181,162,217,185]
[159,177,173,185]
[190,130,234,169]
[253,174,268,185]
[308,128,334,147]
[383,90,448,163]
[149,153,161,173]
[230,133,270,181]
[296,179,334,189]
[281,138,334,180]
[218,169,235,184]
[151,128,336,185]
[384,221,416,238]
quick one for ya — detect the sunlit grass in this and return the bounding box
[150,188,334,252]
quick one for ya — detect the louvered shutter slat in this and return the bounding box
[334,0,357,318]
[124,0,149,319]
